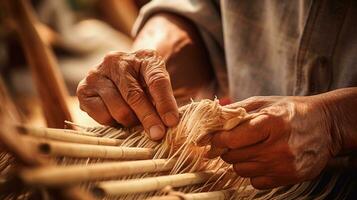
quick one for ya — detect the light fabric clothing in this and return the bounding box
[133,0,357,101]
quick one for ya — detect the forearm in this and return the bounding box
[132,13,214,103]
[316,87,357,155]
[132,13,197,59]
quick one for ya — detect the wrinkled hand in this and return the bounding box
[211,96,341,189]
[77,50,179,140]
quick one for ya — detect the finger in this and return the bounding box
[140,51,179,127]
[250,177,277,190]
[211,114,270,149]
[221,145,262,163]
[96,77,139,127]
[233,162,267,178]
[119,76,166,140]
[77,79,115,125]
[225,96,280,112]
[205,146,228,159]
[102,53,167,140]
[78,95,115,126]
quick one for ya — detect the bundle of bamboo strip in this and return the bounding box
[0,99,340,199]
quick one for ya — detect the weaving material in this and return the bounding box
[0,99,339,199]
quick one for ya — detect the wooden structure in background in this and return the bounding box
[0,77,22,123]
[98,0,139,36]
[3,0,72,128]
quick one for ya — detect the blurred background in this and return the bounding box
[0,0,150,127]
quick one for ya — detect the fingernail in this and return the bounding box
[149,125,165,140]
[163,112,179,126]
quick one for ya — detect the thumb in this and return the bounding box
[211,114,270,149]
[139,50,179,127]
[224,96,279,112]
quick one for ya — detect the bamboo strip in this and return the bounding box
[92,169,225,196]
[43,141,153,159]
[24,137,153,159]
[20,159,176,186]
[0,123,95,200]
[17,126,122,146]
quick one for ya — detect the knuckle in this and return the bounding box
[76,72,100,97]
[135,49,157,58]
[100,52,126,74]
[126,88,146,106]
[76,82,96,99]
[76,80,87,97]
[85,69,102,84]
[246,96,261,102]
[260,113,281,126]
[111,108,136,127]
[148,70,169,82]
[103,52,119,65]
[148,74,170,92]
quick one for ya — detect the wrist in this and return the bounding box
[312,88,357,155]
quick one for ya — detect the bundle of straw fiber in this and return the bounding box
[0,99,345,199]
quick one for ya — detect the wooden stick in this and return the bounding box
[25,137,154,159]
[20,159,176,186]
[0,124,96,200]
[0,77,23,123]
[0,126,45,167]
[92,170,225,196]
[4,0,72,128]
[17,126,122,146]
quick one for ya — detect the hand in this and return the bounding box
[211,95,342,189]
[77,49,179,140]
